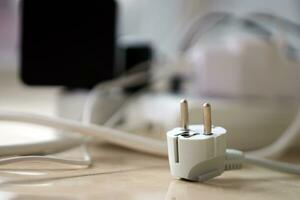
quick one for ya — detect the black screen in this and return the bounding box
[20,0,117,88]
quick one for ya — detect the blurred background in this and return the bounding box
[2,0,300,71]
[1,0,300,157]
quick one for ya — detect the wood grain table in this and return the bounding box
[0,143,299,200]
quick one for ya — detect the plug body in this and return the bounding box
[167,125,227,181]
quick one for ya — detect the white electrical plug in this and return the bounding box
[167,99,300,181]
[167,100,227,181]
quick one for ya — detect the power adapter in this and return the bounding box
[167,99,300,182]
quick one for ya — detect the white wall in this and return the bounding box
[1,0,300,71]
[118,0,300,57]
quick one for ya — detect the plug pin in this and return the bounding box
[180,99,189,131]
[203,102,212,135]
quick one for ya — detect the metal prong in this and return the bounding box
[203,102,212,135]
[180,99,189,131]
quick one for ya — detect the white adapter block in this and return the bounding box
[167,125,227,181]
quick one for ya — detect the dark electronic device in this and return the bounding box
[20,0,117,88]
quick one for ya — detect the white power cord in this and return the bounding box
[0,99,299,178]
[0,108,297,176]
[180,12,300,160]
[0,55,299,175]
[0,111,167,156]
[0,60,175,169]
[226,149,300,175]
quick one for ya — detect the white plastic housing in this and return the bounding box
[167,125,227,181]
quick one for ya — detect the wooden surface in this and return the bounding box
[0,144,299,200]
[0,72,300,199]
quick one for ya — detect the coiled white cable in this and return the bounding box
[0,60,174,168]
[181,12,300,159]
[1,111,300,175]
